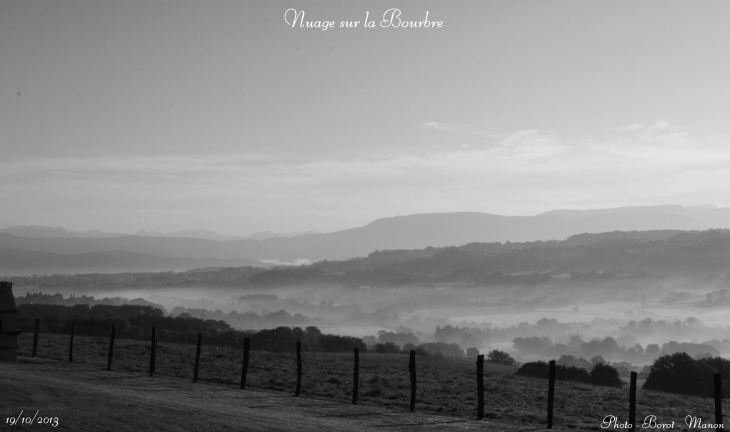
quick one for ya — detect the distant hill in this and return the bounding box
[135,228,246,241]
[0,248,270,275]
[249,208,728,260]
[0,225,316,242]
[0,226,127,239]
[242,228,730,288]
[135,229,320,241]
[1,205,730,271]
[241,230,320,241]
[10,228,730,290]
[537,204,730,225]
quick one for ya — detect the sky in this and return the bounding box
[2,0,730,235]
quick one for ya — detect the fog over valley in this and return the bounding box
[7,207,730,370]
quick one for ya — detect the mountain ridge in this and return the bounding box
[0,248,270,275]
[0,226,317,242]
[1,205,729,271]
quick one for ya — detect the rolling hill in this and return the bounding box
[1,205,730,273]
[0,248,269,275]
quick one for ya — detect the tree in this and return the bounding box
[645,344,660,357]
[558,354,592,369]
[487,349,515,366]
[590,363,622,387]
[304,326,322,348]
[319,334,367,353]
[402,343,430,356]
[643,352,716,396]
[417,342,464,358]
[590,355,606,366]
[377,331,419,347]
[516,361,549,379]
[466,347,480,359]
[374,342,401,354]
[250,327,297,352]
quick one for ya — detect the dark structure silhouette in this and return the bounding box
[0,281,22,361]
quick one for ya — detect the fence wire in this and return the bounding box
[14,328,730,428]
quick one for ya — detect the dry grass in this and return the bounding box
[17,332,727,430]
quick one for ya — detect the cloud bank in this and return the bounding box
[3,122,729,234]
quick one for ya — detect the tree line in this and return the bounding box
[17,303,367,352]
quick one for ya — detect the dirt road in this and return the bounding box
[0,358,544,431]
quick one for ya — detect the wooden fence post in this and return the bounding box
[193,333,202,382]
[153,331,158,373]
[241,337,250,389]
[32,318,40,357]
[629,371,637,432]
[715,373,722,432]
[547,359,556,429]
[409,350,416,412]
[352,347,360,405]
[149,326,156,377]
[107,324,116,371]
[295,341,302,396]
[477,354,485,420]
[68,320,76,363]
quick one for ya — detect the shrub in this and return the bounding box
[556,365,590,382]
[590,363,622,388]
[318,334,367,353]
[591,355,606,365]
[377,331,419,347]
[374,342,402,354]
[557,354,592,369]
[643,352,716,396]
[402,343,429,356]
[487,349,515,366]
[516,361,550,379]
[250,327,298,352]
[417,342,464,358]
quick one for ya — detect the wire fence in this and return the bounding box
[14,322,730,430]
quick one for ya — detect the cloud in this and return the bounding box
[3,124,730,233]
[612,123,644,132]
[651,119,670,130]
[419,122,465,132]
[612,119,686,133]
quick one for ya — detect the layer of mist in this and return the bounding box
[7,228,730,369]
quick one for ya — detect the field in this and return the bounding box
[16,332,727,431]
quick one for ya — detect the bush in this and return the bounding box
[377,331,419,347]
[374,342,402,354]
[250,327,298,352]
[516,361,550,379]
[643,352,717,396]
[591,355,606,366]
[466,347,480,359]
[417,342,464,358]
[318,334,367,353]
[590,363,622,387]
[402,343,429,356]
[557,354,592,369]
[487,349,515,366]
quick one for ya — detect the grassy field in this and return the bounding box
[17,332,725,431]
